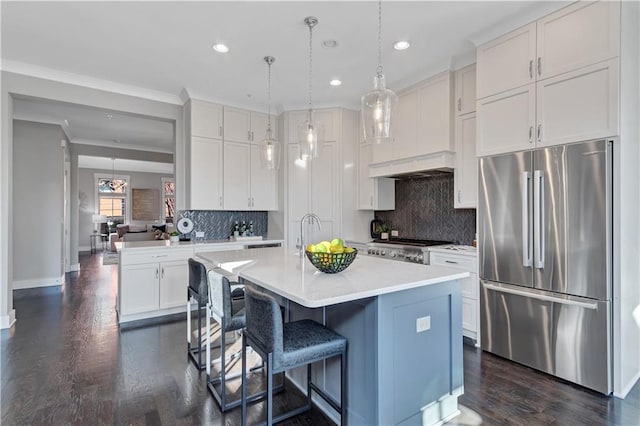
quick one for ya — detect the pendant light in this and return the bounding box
[298,16,324,160]
[361,0,397,145]
[260,56,281,170]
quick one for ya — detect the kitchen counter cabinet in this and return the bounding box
[198,247,467,425]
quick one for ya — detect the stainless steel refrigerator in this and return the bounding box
[479,139,612,394]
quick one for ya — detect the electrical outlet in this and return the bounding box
[416,316,431,333]
[195,231,205,238]
[391,230,399,237]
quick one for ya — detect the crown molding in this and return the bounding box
[71,138,174,154]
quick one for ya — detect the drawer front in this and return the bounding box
[121,248,193,266]
[429,252,477,271]
[462,296,477,333]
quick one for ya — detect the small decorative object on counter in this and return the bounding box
[233,221,240,238]
[240,221,247,237]
[170,231,180,243]
[249,221,254,236]
[376,223,391,240]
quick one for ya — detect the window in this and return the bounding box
[96,174,130,225]
[162,178,175,223]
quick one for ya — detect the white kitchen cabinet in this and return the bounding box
[223,141,251,210]
[358,144,395,210]
[454,113,477,208]
[536,58,619,147]
[287,109,338,143]
[417,72,454,154]
[190,136,224,210]
[477,23,536,99]
[223,141,278,211]
[190,100,223,139]
[223,106,251,143]
[223,108,277,144]
[455,64,476,116]
[536,1,620,81]
[250,144,278,210]
[120,264,159,315]
[159,260,189,309]
[477,84,536,156]
[429,250,479,344]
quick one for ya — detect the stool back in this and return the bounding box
[207,269,235,321]
[188,258,208,304]
[244,286,283,362]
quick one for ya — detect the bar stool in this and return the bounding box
[241,286,348,426]
[206,268,258,411]
[186,258,209,370]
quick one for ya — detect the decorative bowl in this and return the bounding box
[305,249,357,274]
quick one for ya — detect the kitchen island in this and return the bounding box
[197,247,468,426]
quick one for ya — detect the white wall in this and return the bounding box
[12,120,64,289]
[614,0,640,398]
[77,167,173,250]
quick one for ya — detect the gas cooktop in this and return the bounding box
[371,238,452,247]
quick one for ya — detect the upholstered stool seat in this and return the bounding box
[241,286,347,425]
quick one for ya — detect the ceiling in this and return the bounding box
[77,155,174,174]
[12,96,175,153]
[1,1,568,113]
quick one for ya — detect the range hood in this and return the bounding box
[368,151,455,179]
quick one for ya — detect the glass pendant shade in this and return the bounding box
[361,74,398,144]
[298,115,324,160]
[260,130,281,170]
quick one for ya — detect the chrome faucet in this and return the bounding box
[298,213,322,257]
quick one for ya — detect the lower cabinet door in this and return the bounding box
[159,260,189,309]
[120,264,159,315]
[462,296,477,334]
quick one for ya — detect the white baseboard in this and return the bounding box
[66,263,80,272]
[0,310,16,329]
[13,275,64,290]
[614,370,640,399]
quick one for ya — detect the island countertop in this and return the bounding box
[196,247,469,308]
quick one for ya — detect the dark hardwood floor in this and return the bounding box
[2,252,639,425]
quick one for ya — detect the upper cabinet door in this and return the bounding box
[191,100,223,139]
[311,141,337,221]
[250,144,278,210]
[536,1,620,81]
[223,107,251,143]
[455,64,477,116]
[190,137,224,210]
[476,84,536,157]
[537,58,619,148]
[455,113,477,209]
[477,22,536,99]
[223,141,251,210]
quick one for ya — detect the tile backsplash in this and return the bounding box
[375,174,476,245]
[176,210,268,240]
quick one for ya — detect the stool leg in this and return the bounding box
[186,296,191,362]
[267,352,273,426]
[341,350,347,426]
[241,333,247,426]
[197,302,202,368]
[307,363,312,408]
[206,305,211,377]
[220,318,226,409]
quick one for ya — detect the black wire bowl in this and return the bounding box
[305,249,358,274]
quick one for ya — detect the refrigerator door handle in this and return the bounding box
[483,282,599,310]
[522,171,532,267]
[534,170,545,269]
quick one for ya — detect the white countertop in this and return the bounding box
[428,245,477,256]
[115,238,284,251]
[196,247,468,308]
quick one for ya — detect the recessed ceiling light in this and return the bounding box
[329,79,342,87]
[322,40,338,48]
[393,40,411,51]
[212,43,229,53]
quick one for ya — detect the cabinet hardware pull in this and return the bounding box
[156,268,159,279]
[529,126,533,143]
[219,196,223,207]
[445,260,458,264]
[219,126,222,137]
[248,130,251,141]
[458,190,461,203]
[252,197,254,208]
[457,98,462,112]
[537,124,542,142]
[251,131,254,141]
[529,60,533,79]
[162,267,164,279]
[537,57,542,76]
